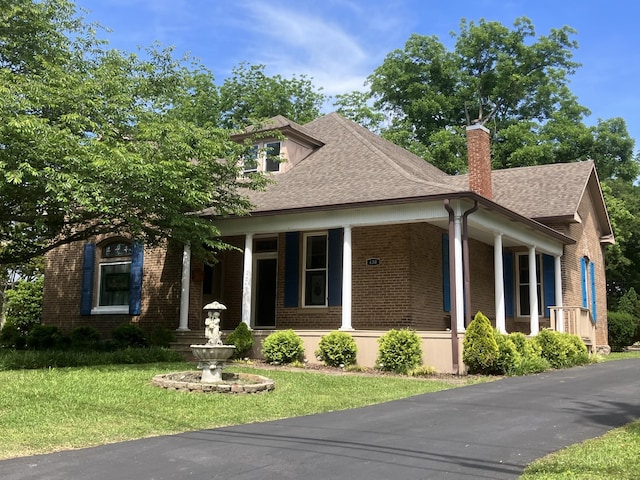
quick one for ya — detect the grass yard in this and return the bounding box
[0,361,479,459]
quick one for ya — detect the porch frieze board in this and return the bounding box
[468,209,565,256]
[215,201,450,236]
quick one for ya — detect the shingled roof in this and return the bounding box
[216,113,610,238]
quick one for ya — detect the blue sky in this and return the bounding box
[76,0,640,150]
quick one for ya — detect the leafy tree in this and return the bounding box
[218,63,326,130]
[0,0,264,266]
[355,17,639,180]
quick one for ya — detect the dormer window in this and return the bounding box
[243,141,282,174]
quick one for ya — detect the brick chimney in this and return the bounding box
[466,124,492,199]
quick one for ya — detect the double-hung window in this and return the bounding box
[98,241,132,309]
[303,233,328,306]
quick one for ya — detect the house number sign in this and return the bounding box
[366,258,381,266]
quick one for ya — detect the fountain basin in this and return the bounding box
[152,371,275,393]
[190,344,236,382]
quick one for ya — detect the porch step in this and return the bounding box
[169,331,206,361]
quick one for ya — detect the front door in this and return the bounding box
[254,256,277,328]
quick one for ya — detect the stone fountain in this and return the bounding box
[191,301,236,383]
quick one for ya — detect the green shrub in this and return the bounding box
[148,326,175,348]
[226,322,254,358]
[376,329,422,374]
[534,330,589,369]
[70,326,101,351]
[111,324,148,349]
[0,324,27,350]
[510,354,550,376]
[608,311,636,352]
[493,331,521,375]
[508,332,542,359]
[463,312,499,374]
[261,329,304,364]
[4,277,44,334]
[315,331,358,367]
[26,325,70,350]
[410,365,437,377]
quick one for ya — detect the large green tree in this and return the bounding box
[343,17,638,181]
[0,0,265,265]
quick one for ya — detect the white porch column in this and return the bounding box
[454,215,465,332]
[529,245,539,335]
[555,254,564,333]
[340,226,353,331]
[178,243,191,331]
[494,233,506,333]
[241,233,253,327]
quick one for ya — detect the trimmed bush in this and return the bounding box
[376,329,422,374]
[493,332,521,375]
[463,312,499,374]
[26,325,70,350]
[262,329,304,364]
[70,326,101,351]
[608,311,636,352]
[0,324,27,350]
[227,322,254,358]
[111,324,148,349]
[534,329,589,369]
[508,332,542,359]
[507,332,549,376]
[315,331,358,367]
[149,326,175,348]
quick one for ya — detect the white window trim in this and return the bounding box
[302,231,328,308]
[243,141,282,174]
[515,252,543,318]
[96,260,132,309]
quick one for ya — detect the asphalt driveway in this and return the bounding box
[3,359,639,480]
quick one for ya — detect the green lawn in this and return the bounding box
[0,362,478,459]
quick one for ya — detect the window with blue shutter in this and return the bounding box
[442,233,450,312]
[327,228,343,306]
[542,254,556,318]
[80,243,95,315]
[590,261,597,322]
[580,257,588,308]
[284,232,300,307]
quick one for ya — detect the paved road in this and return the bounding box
[3,359,640,480]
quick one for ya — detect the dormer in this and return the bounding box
[231,115,324,175]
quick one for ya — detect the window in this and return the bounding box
[243,141,282,174]
[303,233,327,306]
[98,241,132,308]
[81,240,143,316]
[516,253,543,317]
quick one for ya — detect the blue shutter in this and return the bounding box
[327,228,343,306]
[129,242,144,315]
[442,233,450,312]
[80,243,95,315]
[503,252,515,317]
[590,261,597,322]
[542,254,555,318]
[284,232,300,307]
[580,257,588,308]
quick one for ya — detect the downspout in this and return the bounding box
[462,200,479,327]
[443,199,459,374]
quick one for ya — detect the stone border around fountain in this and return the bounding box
[152,371,275,394]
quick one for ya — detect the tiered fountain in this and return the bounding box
[191,301,236,382]
[152,302,274,393]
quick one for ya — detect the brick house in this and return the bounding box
[42,113,613,373]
